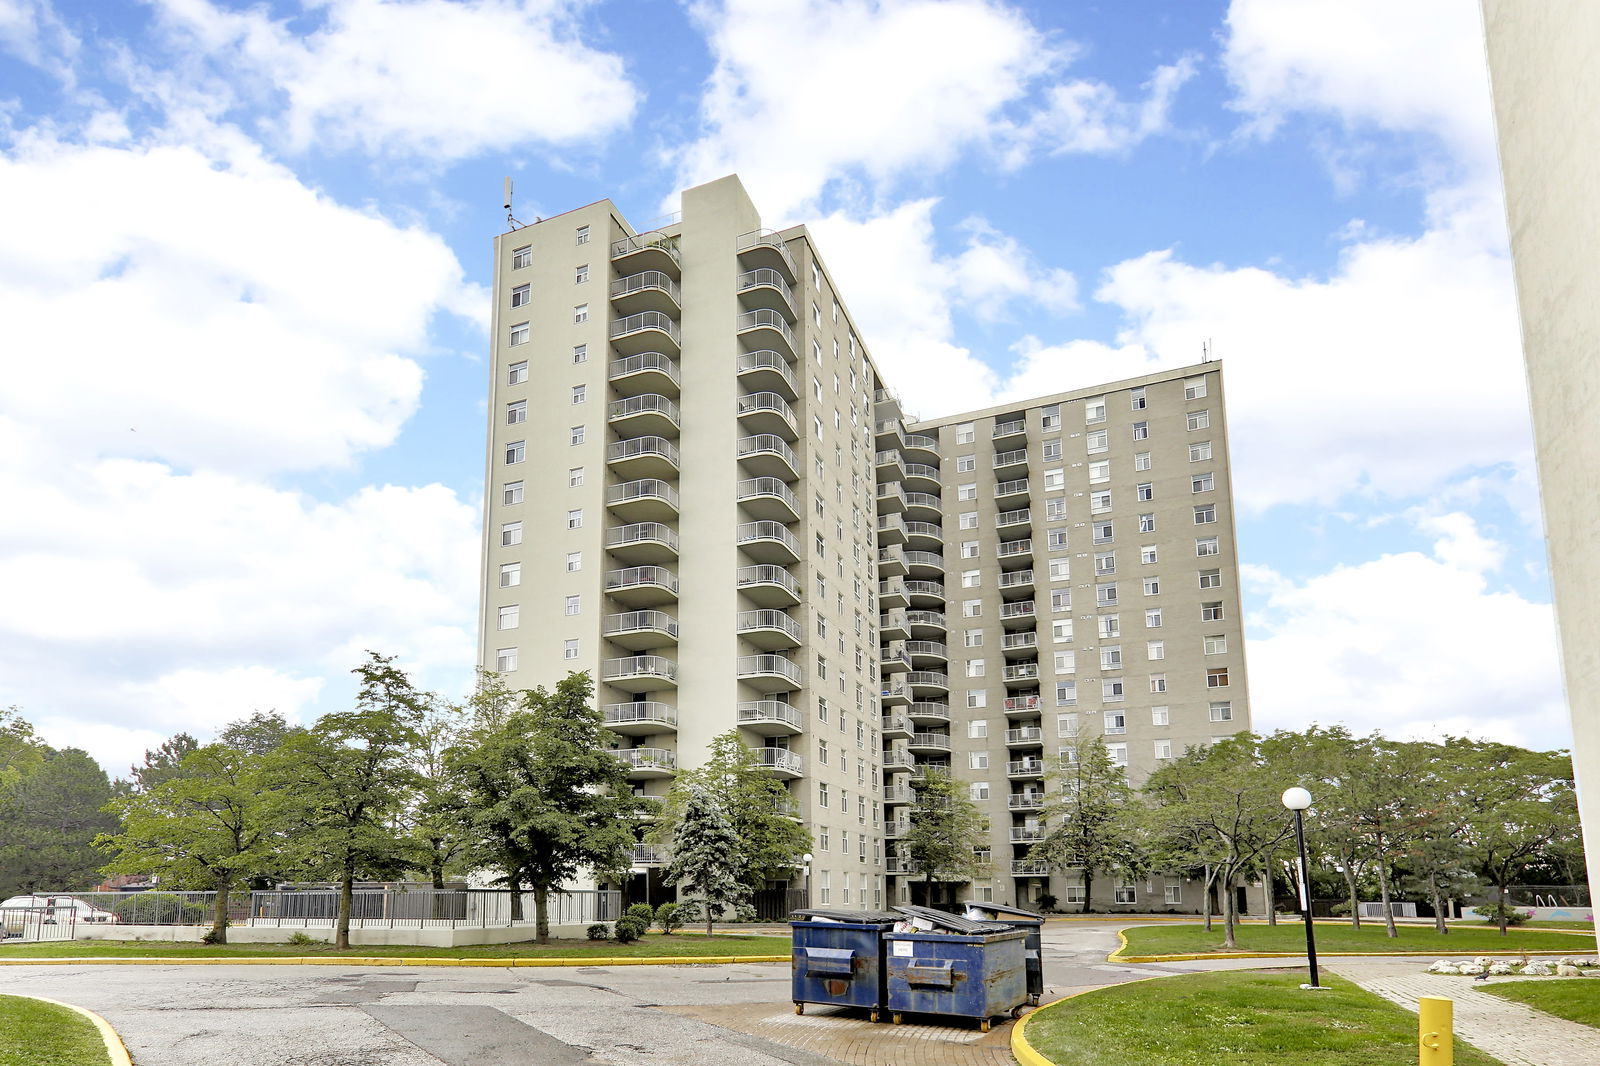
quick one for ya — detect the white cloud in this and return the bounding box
[151,0,639,159]
[1001,53,1198,162]
[0,0,77,80]
[1243,512,1568,751]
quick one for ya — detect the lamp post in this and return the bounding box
[802,852,814,907]
[1281,787,1321,988]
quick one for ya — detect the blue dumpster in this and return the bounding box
[884,906,1028,1031]
[789,908,901,1020]
[962,901,1045,1004]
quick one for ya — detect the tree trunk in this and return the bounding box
[211,873,231,944]
[1342,867,1362,929]
[1375,856,1398,938]
[1082,870,1093,914]
[508,868,524,921]
[1222,871,1238,950]
[431,853,446,890]
[336,862,354,951]
[1264,851,1277,926]
[1202,864,1214,932]
[1428,870,1448,935]
[1497,880,1509,936]
[534,884,550,945]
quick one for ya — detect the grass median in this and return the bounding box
[1481,979,1600,1029]
[1023,971,1504,1066]
[1118,921,1587,957]
[0,932,790,961]
[0,995,110,1066]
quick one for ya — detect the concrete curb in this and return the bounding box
[1011,975,1173,1066]
[1107,927,1583,963]
[0,953,790,968]
[3,992,134,1066]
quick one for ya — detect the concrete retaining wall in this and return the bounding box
[73,923,598,946]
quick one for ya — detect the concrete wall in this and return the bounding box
[74,923,597,947]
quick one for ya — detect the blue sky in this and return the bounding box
[0,0,1564,774]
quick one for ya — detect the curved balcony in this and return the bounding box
[611,230,681,277]
[604,565,679,608]
[874,418,905,451]
[903,551,943,578]
[879,679,910,706]
[902,433,940,462]
[737,700,803,736]
[878,578,909,609]
[996,507,1032,531]
[737,564,801,608]
[998,538,1033,567]
[880,610,910,642]
[903,521,943,550]
[878,545,908,578]
[1012,859,1051,877]
[754,746,804,778]
[614,746,677,778]
[603,610,680,651]
[1010,826,1045,843]
[736,520,800,565]
[737,349,799,400]
[906,610,947,637]
[737,609,803,650]
[883,749,916,773]
[907,702,951,727]
[877,513,907,545]
[1006,726,1044,748]
[881,714,913,740]
[601,655,678,693]
[610,269,681,316]
[999,569,1036,598]
[610,311,681,357]
[735,229,797,281]
[995,478,1030,503]
[608,351,681,398]
[1001,631,1038,658]
[875,450,905,482]
[1003,695,1042,718]
[884,818,909,840]
[908,760,949,784]
[992,418,1027,445]
[606,435,679,480]
[736,391,798,440]
[736,268,796,319]
[903,492,942,520]
[876,481,907,515]
[602,702,679,736]
[736,476,801,523]
[1007,758,1046,779]
[737,653,803,691]
[606,522,679,565]
[608,393,681,438]
[992,448,1029,478]
[904,580,945,607]
[909,732,952,755]
[734,433,798,481]
[735,308,797,361]
[906,670,950,697]
[884,787,917,807]
[904,640,947,667]
[902,462,941,491]
[874,388,903,418]
[1008,792,1046,811]
[1000,600,1037,629]
[881,643,911,674]
[606,478,680,523]
[1002,662,1040,688]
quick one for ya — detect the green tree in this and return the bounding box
[406,694,470,890]
[218,711,300,756]
[0,744,119,896]
[1029,740,1142,912]
[448,671,636,943]
[662,783,745,936]
[900,767,988,907]
[270,652,426,949]
[129,733,199,792]
[98,743,281,941]
[1260,726,1373,929]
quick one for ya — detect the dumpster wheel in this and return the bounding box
[979,1019,992,1033]
[892,1013,903,1025]
[869,1010,880,1023]
[794,1004,804,1015]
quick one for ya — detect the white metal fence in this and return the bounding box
[0,906,79,943]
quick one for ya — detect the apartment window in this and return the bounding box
[510,283,530,307]
[968,719,988,739]
[1042,439,1062,460]
[960,511,979,530]
[568,467,584,487]
[507,400,527,425]
[1149,673,1167,694]
[1056,681,1077,706]
[507,361,529,385]
[499,563,521,588]
[818,739,829,764]
[1140,545,1158,564]
[1055,650,1076,672]
[1114,883,1136,904]
[1104,710,1126,734]
[1163,878,1181,902]
[502,481,524,505]
[1094,582,1117,607]
[1199,569,1222,590]
[1210,701,1233,721]
[960,541,979,559]
[1185,376,1207,400]
[1202,601,1224,621]
[1045,498,1067,520]
[1092,520,1114,543]
[501,521,523,546]
[1087,429,1108,452]
[510,245,532,269]
[1064,884,1086,904]
[575,224,589,245]
[566,509,583,529]
[1084,397,1106,423]
[574,264,589,284]
[509,322,530,345]
[1147,640,1164,660]
[1130,387,1146,410]
[1204,634,1228,655]
[970,782,990,801]
[1194,504,1217,524]
[961,569,981,588]
[1048,559,1071,582]
[1094,551,1116,575]
[1052,619,1073,642]
[565,551,581,571]
[498,604,519,630]
[813,304,822,328]
[1190,441,1213,462]
[817,698,829,724]
[496,647,518,671]
[1187,409,1210,431]
[505,440,526,465]
[1192,472,1215,493]
[967,690,987,708]
[1131,421,1149,441]
[564,594,580,616]
[1134,451,1152,471]
[563,638,580,660]
[968,751,989,770]
[1088,461,1110,484]
[1143,577,1161,596]
[1102,679,1125,702]
[958,483,977,501]
[1145,608,1163,628]
[573,344,587,363]
[966,659,985,678]
[1100,645,1122,669]
[1090,491,1112,514]
[1038,468,1062,491]
[1136,514,1154,534]
[1048,527,1068,550]
[1097,615,1119,639]
[1197,536,1220,556]
[573,304,588,323]
[1136,482,1154,501]
[956,455,975,472]
[1207,667,1231,688]
[570,425,586,446]
[963,628,983,647]
[572,384,586,404]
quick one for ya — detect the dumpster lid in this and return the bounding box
[891,905,995,935]
[961,902,1043,920]
[791,907,901,923]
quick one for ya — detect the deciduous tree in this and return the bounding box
[1029,740,1142,912]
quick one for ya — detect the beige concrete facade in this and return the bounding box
[1481,2,1600,921]
[478,175,1249,913]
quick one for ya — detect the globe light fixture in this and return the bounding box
[1282,787,1321,988]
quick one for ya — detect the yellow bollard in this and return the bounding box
[1419,996,1453,1066]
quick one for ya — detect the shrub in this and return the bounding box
[1478,902,1530,926]
[1036,893,1057,911]
[586,923,610,941]
[655,902,681,934]
[613,916,646,943]
[676,900,703,925]
[627,903,655,926]
[200,929,222,945]
[285,931,326,946]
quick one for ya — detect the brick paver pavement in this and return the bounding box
[1330,961,1600,1066]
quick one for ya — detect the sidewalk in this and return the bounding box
[1329,960,1600,1066]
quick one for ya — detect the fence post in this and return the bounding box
[1419,996,1453,1066]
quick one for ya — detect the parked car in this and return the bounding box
[0,894,121,927]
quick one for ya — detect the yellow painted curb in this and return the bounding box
[0,952,790,968]
[4,993,133,1066]
[1012,974,1174,1066]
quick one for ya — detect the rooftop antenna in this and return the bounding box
[1202,339,1213,362]
[503,177,522,230]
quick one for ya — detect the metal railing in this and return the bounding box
[736,267,794,304]
[736,391,796,426]
[602,655,678,681]
[995,478,1030,497]
[607,522,679,552]
[609,351,681,386]
[902,433,938,451]
[603,702,678,727]
[754,747,804,773]
[737,610,803,642]
[906,610,946,629]
[610,311,681,345]
[735,229,797,275]
[737,564,799,595]
[608,393,681,426]
[735,309,797,351]
[737,701,803,729]
[603,611,679,639]
[993,420,1026,438]
[904,462,940,480]
[612,230,681,266]
[606,479,680,509]
[736,433,798,470]
[611,269,680,304]
[993,448,1028,468]
[604,565,679,593]
[903,521,943,539]
[736,654,803,684]
[607,435,680,467]
[997,507,1031,526]
[736,477,799,510]
[616,747,678,771]
[736,350,798,390]
[736,520,799,555]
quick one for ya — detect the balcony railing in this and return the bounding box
[736,564,800,595]
[736,476,799,510]
[1000,602,1037,620]
[1008,793,1046,809]
[1002,632,1037,651]
[606,479,680,509]
[735,308,797,351]
[608,351,681,387]
[611,230,681,266]
[629,843,666,865]
[615,747,678,771]
[610,311,681,345]
[607,522,679,553]
[736,390,797,427]
[996,507,1032,527]
[754,747,804,774]
[736,610,803,642]
[905,671,949,688]
[904,580,945,599]
[604,566,679,593]
[999,570,1035,588]
[1004,696,1041,713]
[886,857,921,875]
[736,350,798,391]
[998,539,1033,558]
[906,610,946,629]
[993,419,1026,438]
[910,733,952,751]
[736,654,803,685]
[736,267,795,305]
[610,269,681,304]
[903,521,943,540]
[907,702,950,721]
[904,492,941,511]
[735,229,797,277]
[995,478,1030,497]
[1010,827,1045,843]
[993,448,1028,468]
[904,551,944,571]
[1011,860,1051,876]
[603,611,679,639]
[737,701,803,730]
[736,520,799,555]
[904,462,940,481]
[601,655,678,682]
[603,702,678,728]
[902,433,939,452]
[736,433,797,470]
[1003,663,1040,682]
[608,393,681,426]
[606,435,680,467]
[1008,759,1046,776]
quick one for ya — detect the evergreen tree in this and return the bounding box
[662,783,746,936]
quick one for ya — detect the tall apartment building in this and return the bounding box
[479,175,1250,914]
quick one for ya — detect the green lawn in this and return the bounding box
[1120,922,1587,957]
[0,932,790,961]
[1025,972,1505,1066]
[1482,980,1600,1029]
[0,995,108,1066]
[1515,921,1597,932]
